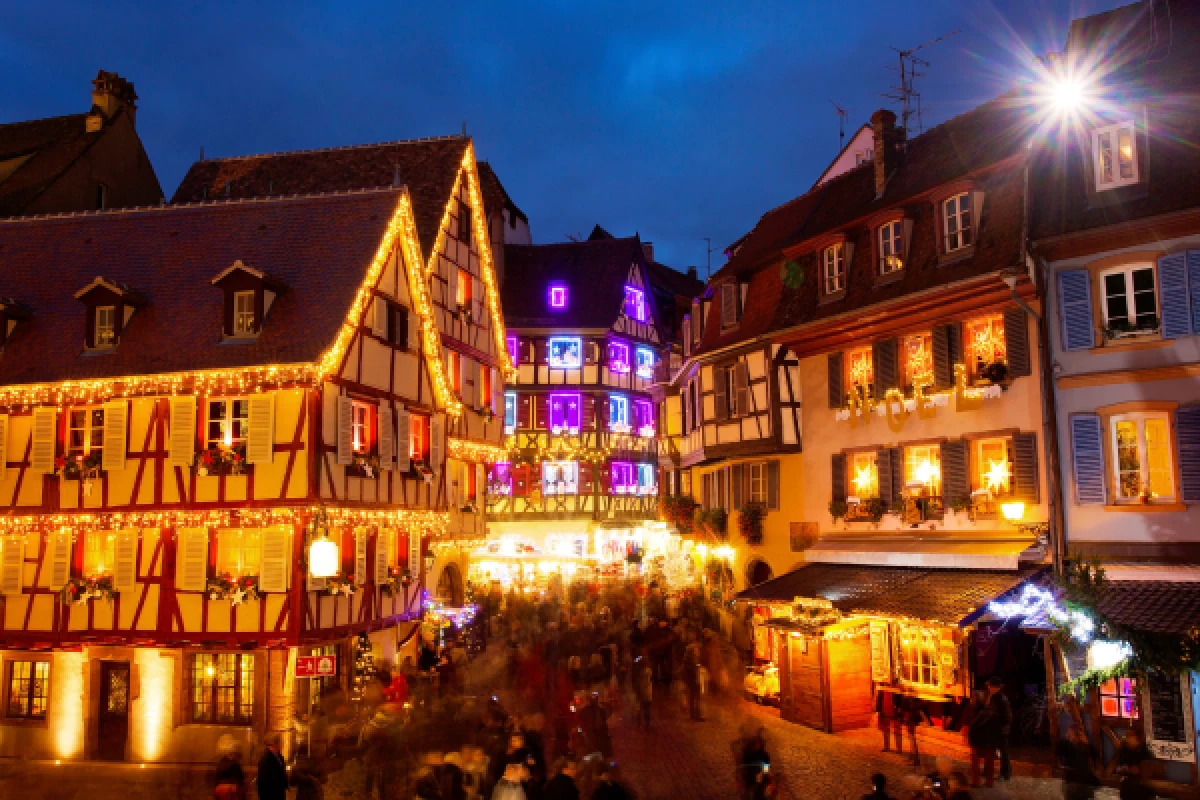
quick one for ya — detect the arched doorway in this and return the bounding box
[436,563,464,606]
[746,559,773,587]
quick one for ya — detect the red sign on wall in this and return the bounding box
[295,655,336,677]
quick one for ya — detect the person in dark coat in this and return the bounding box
[543,758,581,800]
[967,690,998,787]
[256,734,289,800]
[986,676,1013,781]
[214,751,246,800]
[861,772,893,800]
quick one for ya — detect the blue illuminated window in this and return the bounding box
[547,336,582,369]
[609,394,630,431]
[504,392,517,433]
[635,346,655,378]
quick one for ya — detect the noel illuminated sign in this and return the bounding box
[835,364,1001,432]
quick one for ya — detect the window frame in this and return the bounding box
[635,346,655,379]
[1092,121,1139,191]
[1109,411,1176,503]
[547,336,582,370]
[609,394,630,432]
[624,286,646,322]
[233,290,257,336]
[350,401,375,456]
[636,463,657,495]
[904,443,942,498]
[67,406,106,461]
[5,658,50,720]
[542,461,579,495]
[548,284,568,310]
[456,268,471,310]
[216,528,263,579]
[189,652,255,726]
[845,346,875,401]
[942,192,972,253]
[963,313,1008,380]
[634,399,655,437]
[548,392,582,435]
[409,414,430,461]
[608,341,631,374]
[206,398,250,453]
[1099,677,1139,719]
[749,462,767,504]
[847,451,880,501]
[1098,264,1159,334]
[445,350,462,393]
[95,305,117,349]
[878,220,904,275]
[897,624,940,689]
[611,461,636,494]
[83,530,117,578]
[900,331,934,393]
[503,392,517,433]
[822,243,845,295]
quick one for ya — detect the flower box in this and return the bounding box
[206,574,261,606]
[195,446,249,477]
[60,575,116,605]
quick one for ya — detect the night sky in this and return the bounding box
[4,0,1127,272]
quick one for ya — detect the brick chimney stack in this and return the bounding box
[870,109,902,199]
[91,71,138,128]
[642,241,655,263]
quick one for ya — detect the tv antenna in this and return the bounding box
[565,232,582,242]
[830,100,849,152]
[702,237,714,281]
[883,29,960,138]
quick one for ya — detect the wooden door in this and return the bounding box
[787,636,828,731]
[98,662,131,761]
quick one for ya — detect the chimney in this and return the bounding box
[91,71,138,128]
[686,266,698,280]
[642,241,655,263]
[870,109,902,199]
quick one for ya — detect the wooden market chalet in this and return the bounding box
[0,135,512,763]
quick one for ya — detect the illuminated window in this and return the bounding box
[975,438,1013,497]
[1100,265,1158,333]
[489,462,512,495]
[823,243,845,294]
[608,341,631,373]
[409,414,429,461]
[846,346,874,400]
[68,407,105,460]
[943,193,972,252]
[611,461,636,494]
[456,268,471,309]
[624,286,645,321]
[547,336,582,369]
[233,291,256,335]
[1111,412,1175,502]
[749,462,767,503]
[309,644,339,708]
[351,402,373,455]
[548,283,568,309]
[84,531,117,577]
[217,529,262,578]
[964,314,1007,377]
[542,461,579,495]
[609,394,630,431]
[507,335,519,365]
[1092,122,1138,191]
[905,444,942,497]
[458,202,472,243]
[504,392,517,433]
[5,660,49,719]
[637,463,657,495]
[634,399,655,437]
[95,305,117,348]
[445,350,461,392]
[207,399,249,451]
[1099,677,1139,719]
[848,452,879,499]
[635,346,655,379]
[479,367,491,408]
[548,393,581,434]
[191,653,254,725]
[901,332,934,391]
[878,221,904,274]
[897,625,940,688]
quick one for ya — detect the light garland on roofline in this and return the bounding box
[462,144,516,382]
[447,437,507,463]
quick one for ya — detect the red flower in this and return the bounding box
[202,450,214,466]
[232,453,242,462]
[244,578,253,586]
[55,456,66,469]
[69,585,78,594]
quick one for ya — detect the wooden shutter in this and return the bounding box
[1158,253,1192,339]
[1175,406,1200,503]
[888,448,904,505]
[714,367,728,421]
[0,536,22,596]
[766,460,780,511]
[395,408,411,472]
[407,309,421,352]
[827,352,844,408]
[518,394,532,429]
[940,439,969,505]
[259,527,290,592]
[175,529,209,591]
[409,532,422,581]
[48,532,72,589]
[735,363,750,415]
[336,395,353,465]
[375,530,391,585]
[721,283,738,326]
[246,393,275,465]
[354,531,369,585]
[831,453,847,504]
[1188,250,1200,334]
[513,463,530,496]
[1069,414,1106,505]
[431,414,444,472]
[1057,270,1095,351]
[168,397,197,467]
[534,395,548,430]
[31,407,56,473]
[476,463,486,506]
[579,462,594,495]
[1003,308,1031,377]
[731,464,744,509]
[1012,431,1040,502]
[932,324,956,389]
[582,395,597,430]
[873,338,899,392]
[372,296,388,337]
[113,531,138,592]
[0,414,7,482]
[101,400,129,473]
[378,405,394,469]
[492,368,502,413]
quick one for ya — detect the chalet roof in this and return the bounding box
[0,113,106,217]
[171,135,471,256]
[477,161,527,224]
[0,189,405,387]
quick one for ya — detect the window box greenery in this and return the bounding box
[738,502,766,545]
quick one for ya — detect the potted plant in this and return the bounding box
[861,497,889,523]
[60,575,117,605]
[411,460,434,483]
[206,573,262,606]
[696,508,728,538]
[349,453,382,478]
[981,361,1009,384]
[738,502,766,546]
[660,495,698,535]
[195,444,248,476]
[828,499,849,522]
[324,571,359,596]
[55,451,104,481]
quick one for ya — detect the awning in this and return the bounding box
[737,562,1048,627]
[804,532,1044,570]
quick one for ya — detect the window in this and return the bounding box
[720,283,739,328]
[489,462,512,495]
[637,463,656,495]
[901,332,934,391]
[964,315,1007,378]
[846,346,874,400]
[822,244,845,294]
[6,660,49,719]
[723,365,739,417]
[1101,265,1158,334]
[1100,677,1139,719]
[542,461,578,495]
[548,283,568,310]
[410,414,429,461]
[608,341,630,373]
[351,403,373,455]
[479,367,491,408]
[975,438,1013,497]
[458,202,472,243]
[1111,412,1175,502]
[68,407,105,460]
[547,336,582,369]
[943,193,972,252]
[95,305,117,348]
[386,302,410,349]
[609,394,630,431]
[207,399,249,452]
[446,350,461,393]
[456,268,471,309]
[905,444,942,497]
[191,653,254,725]
[749,462,767,504]
[878,220,904,274]
[611,461,636,494]
[635,346,655,379]
[504,392,517,433]
[624,286,645,321]
[548,393,581,434]
[233,291,256,335]
[84,531,117,577]
[217,529,262,578]
[308,644,339,709]
[848,452,879,499]
[634,399,655,437]
[507,335,519,365]
[1093,122,1138,191]
[897,625,940,688]
[96,183,108,210]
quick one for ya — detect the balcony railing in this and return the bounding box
[486,491,658,521]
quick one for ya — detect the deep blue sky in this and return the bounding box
[4,0,1126,272]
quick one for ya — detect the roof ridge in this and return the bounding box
[193,133,469,164]
[0,186,405,224]
[0,111,89,131]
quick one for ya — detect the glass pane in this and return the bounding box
[1098,131,1114,183]
[1120,696,1139,719]
[209,401,227,421]
[31,662,48,717]
[1131,268,1154,293]
[1145,418,1173,498]
[70,410,87,427]
[1118,128,1134,179]
[1115,420,1142,498]
[1104,273,1129,323]
[1101,695,1120,716]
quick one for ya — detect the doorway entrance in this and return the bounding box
[98,661,131,761]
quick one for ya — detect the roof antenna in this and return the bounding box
[829,100,848,152]
[883,29,960,139]
[565,232,582,242]
[393,164,402,187]
[199,146,204,162]
[702,237,714,281]
[461,121,467,137]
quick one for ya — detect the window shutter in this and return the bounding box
[534,395,548,430]
[721,283,738,326]
[409,533,423,582]
[731,464,744,509]
[1012,431,1040,502]
[476,463,486,506]
[375,531,390,586]
[714,367,728,421]
[378,405,394,468]
[1188,250,1200,335]
[1069,414,1106,505]
[492,368,502,413]
[354,531,369,585]
[831,453,847,504]
[518,394,532,429]
[940,440,969,505]
[259,527,290,592]
[336,396,353,466]
[395,408,411,472]
[1003,308,1031,377]
[407,309,421,352]
[100,400,129,473]
[932,324,954,389]
[449,268,459,310]
[168,397,196,467]
[579,462,594,495]
[735,363,750,414]
[431,414,444,473]
[1174,406,1200,503]
[113,531,138,592]
[766,460,780,511]
[48,532,72,590]
[872,338,899,392]
[245,393,275,465]
[582,395,596,430]
[372,297,388,337]
[827,352,844,408]
[0,536,22,596]
[513,463,529,496]
[1158,252,1192,339]
[1057,270,1095,351]
[888,448,904,505]
[0,414,7,482]
[31,407,56,473]
[175,529,209,591]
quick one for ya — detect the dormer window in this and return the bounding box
[720,283,741,329]
[234,291,256,335]
[822,244,845,294]
[548,283,568,310]
[210,260,285,340]
[943,193,972,252]
[1093,121,1138,191]
[74,276,145,351]
[624,286,646,321]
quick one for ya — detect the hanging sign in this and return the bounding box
[1142,671,1196,762]
[296,654,337,678]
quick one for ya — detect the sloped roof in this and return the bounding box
[171,136,471,256]
[0,113,107,217]
[477,161,527,223]
[0,189,404,386]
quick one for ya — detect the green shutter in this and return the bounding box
[1003,307,1031,378]
[940,440,970,505]
[1012,431,1040,502]
[828,352,844,408]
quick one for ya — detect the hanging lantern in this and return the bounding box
[308,508,339,578]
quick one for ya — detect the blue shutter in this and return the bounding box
[1070,414,1106,506]
[1158,252,1192,339]
[1175,406,1200,503]
[1188,250,1200,335]
[1058,270,1095,351]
